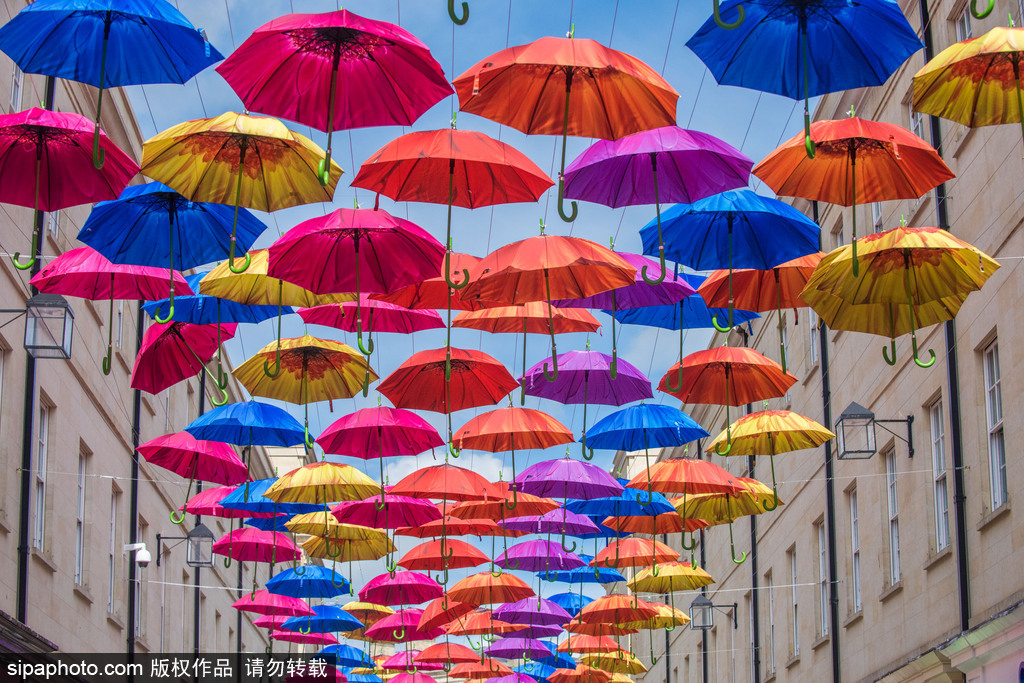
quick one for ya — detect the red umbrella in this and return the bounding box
[418,597,475,632]
[372,253,485,311]
[400,539,490,572]
[30,247,193,376]
[449,659,513,680]
[130,321,236,399]
[396,516,510,539]
[415,642,480,666]
[389,464,503,503]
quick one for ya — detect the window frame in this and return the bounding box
[790,548,800,656]
[116,301,124,349]
[32,402,50,551]
[871,202,884,233]
[817,521,829,637]
[766,572,776,675]
[850,487,862,613]
[10,65,23,112]
[983,340,1007,509]
[75,450,87,584]
[930,400,950,550]
[808,309,820,365]
[955,6,972,42]
[885,449,901,584]
[107,489,119,613]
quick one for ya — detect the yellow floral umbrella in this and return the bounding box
[342,601,396,627]
[303,532,395,596]
[913,25,1024,144]
[267,462,379,505]
[801,225,998,368]
[233,335,377,445]
[628,561,714,615]
[141,112,343,273]
[285,514,382,539]
[622,601,690,631]
[581,655,648,676]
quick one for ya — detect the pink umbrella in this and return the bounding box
[287,667,347,683]
[268,208,445,363]
[271,630,338,646]
[30,247,193,375]
[363,608,444,643]
[253,614,291,630]
[181,486,278,520]
[213,527,300,566]
[383,650,443,673]
[389,674,435,683]
[359,571,443,607]
[216,9,453,181]
[232,589,314,617]
[0,108,139,271]
[299,297,445,334]
[333,496,442,530]
[137,432,247,523]
[130,321,236,401]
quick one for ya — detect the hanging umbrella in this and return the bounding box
[364,608,444,643]
[448,485,560,521]
[600,512,707,537]
[279,604,362,634]
[0,0,220,168]
[486,638,554,661]
[453,304,600,405]
[233,589,314,617]
[697,254,823,372]
[396,516,512,539]
[378,348,519,452]
[450,659,514,680]
[565,621,637,637]
[548,593,594,619]
[658,346,797,453]
[360,571,443,607]
[494,539,585,573]
[558,635,621,655]
[253,614,290,630]
[137,432,247,523]
[130,321,236,399]
[563,126,752,281]
[267,566,352,606]
[671,478,783,563]
[500,510,599,538]
[548,668,611,683]
[77,182,267,321]
[222,479,320,517]
[514,663,558,681]
[342,602,395,627]
[384,650,442,673]
[454,407,575,505]
[621,600,690,631]
[580,656,646,676]
[373,253,485,311]
[300,297,445,335]
[334,496,442,530]
[265,462,380,544]
[444,609,526,640]
[234,335,375,445]
[686,0,922,159]
[640,190,820,332]
[418,598,476,632]
[753,117,953,275]
[311,644,375,669]
[513,458,623,501]
[461,232,636,382]
[214,527,301,595]
[447,572,535,607]
[591,538,679,571]
[453,34,678,222]
[183,486,277,520]
[216,8,452,181]
[141,112,342,273]
[627,458,741,498]
[627,561,715,613]
[579,595,657,625]
[390,464,503,503]
[415,642,481,667]
[30,247,191,374]
[245,515,293,532]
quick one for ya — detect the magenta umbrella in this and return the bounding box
[333,495,443,577]
[30,247,193,375]
[0,108,139,271]
[130,321,236,400]
[359,571,443,607]
[137,431,247,523]
[182,486,278,520]
[563,125,752,283]
[271,630,338,646]
[216,9,453,181]
[388,674,436,683]
[232,589,314,617]
[212,527,301,595]
[253,614,291,630]
[364,608,444,643]
[383,650,443,673]
[299,297,445,334]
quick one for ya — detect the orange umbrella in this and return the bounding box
[447,572,534,606]
[557,635,623,655]
[579,595,658,624]
[454,302,600,404]
[566,621,638,637]
[697,253,824,372]
[453,35,678,222]
[418,597,475,632]
[549,667,613,683]
[752,116,953,275]
[449,659,513,680]
[658,346,797,455]
[591,537,679,571]
[399,539,490,571]
[448,484,560,521]
[396,516,511,539]
[461,231,635,381]
[390,464,503,503]
[601,512,708,536]
[415,642,480,666]
[372,252,484,311]
[443,608,526,638]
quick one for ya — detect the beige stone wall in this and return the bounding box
[627,1,1024,681]
[0,1,281,654]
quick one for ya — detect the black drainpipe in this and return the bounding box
[662,530,671,683]
[916,0,970,634]
[738,327,761,683]
[16,75,56,626]
[812,200,841,683]
[194,371,206,656]
[127,302,144,659]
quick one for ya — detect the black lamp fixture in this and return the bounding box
[156,523,216,568]
[834,401,914,460]
[689,594,738,631]
[0,293,75,360]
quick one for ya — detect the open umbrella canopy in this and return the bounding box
[359,571,443,606]
[706,410,834,456]
[513,458,624,500]
[212,527,301,563]
[608,272,760,331]
[130,320,237,395]
[200,249,355,307]
[300,298,445,334]
[621,601,690,630]
[137,432,247,486]
[447,572,535,606]
[220,480,319,516]
[390,464,503,503]
[373,252,485,311]
[313,644,376,669]
[658,346,797,407]
[31,247,192,301]
[450,659,514,680]
[265,462,380,505]
[522,350,653,407]
[415,642,481,666]
[233,589,314,617]
[548,592,594,618]
[273,630,338,646]
[493,597,572,628]
[579,595,657,624]
[333,496,443,530]
[585,404,708,452]
[185,401,307,447]
[500,510,599,537]
[184,486,279,519]
[443,608,526,637]
[266,566,351,600]
[580,656,647,676]
[417,597,475,632]
[396,515,508,539]
[143,273,293,325]
[627,457,742,497]
[494,539,585,572]
[280,605,363,635]
[378,347,519,414]
[487,637,554,661]
[558,635,621,655]
[383,649,441,672]
[628,561,715,593]
[363,608,444,643]
[288,514,388,540]
[317,406,444,458]
[448,485,560,521]
[591,538,679,570]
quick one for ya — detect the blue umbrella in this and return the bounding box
[185,401,307,449]
[266,566,351,600]
[531,653,577,670]
[606,273,760,330]
[539,554,625,585]
[78,183,266,322]
[548,591,594,618]
[313,644,375,669]
[220,479,319,516]
[280,605,363,635]
[640,190,819,333]
[0,0,223,167]
[515,662,556,682]
[244,515,293,532]
[687,0,922,157]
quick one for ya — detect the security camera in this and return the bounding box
[124,543,151,569]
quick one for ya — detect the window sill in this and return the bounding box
[763,673,776,683]
[879,581,903,603]
[73,584,94,605]
[802,361,820,384]
[842,610,863,629]
[115,349,131,374]
[0,509,11,534]
[30,547,57,574]
[976,501,1011,533]
[785,654,801,670]
[923,544,952,571]
[811,634,830,651]
[107,612,124,631]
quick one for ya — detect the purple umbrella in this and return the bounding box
[563,125,752,284]
[486,637,554,661]
[494,540,586,573]
[521,350,652,459]
[493,598,572,628]
[489,676,539,683]
[513,624,565,639]
[500,512,599,538]
[359,571,443,607]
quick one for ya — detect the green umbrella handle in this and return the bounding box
[155,213,177,324]
[14,153,43,271]
[801,27,816,159]
[448,0,469,24]
[264,338,282,378]
[445,242,470,291]
[882,338,898,366]
[435,566,449,585]
[317,48,340,186]
[331,560,347,589]
[971,0,994,18]
[638,445,654,507]
[504,448,519,511]
[557,75,578,223]
[903,256,935,368]
[92,18,111,169]
[393,627,405,641]
[713,0,745,29]
[102,292,115,375]
[641,155,668,285]
[714,385,733,455]
[604,540,621,568]
[228,150,251,274]
[666,316,685,392]
[543,270,559,382]
[763,454,780,511]
[728,502,747,564]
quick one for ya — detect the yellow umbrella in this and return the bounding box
[621,601,690,666]
[629,561,714,615]
[141,112,343,273]
[302,532,395,596]
[267,462,379,505]
[913,25,1024,144]
[233,335,377,445]
[801,225,998,368]
[285,514,383,539]
[342,601,396,627]
[581,655,648,675]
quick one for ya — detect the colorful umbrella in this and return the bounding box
[390,464,503,503]
[564,126,752,280]
[216,8,452,179]
[30,246,191,375]
[418,597,476,633]
[672,479,783,562]
[186,401,306,450]
[591,538,679,571]
[130,321,236,398]
[494,539,585,573]
[364,608,444,643]
[280,605,363,637]
[342,602,395,627]
[548,667,611,683]
[360,571,443,607]
[487,637,554,661]
[141,112,342,273]
[448,485,560,521]
[266,566,351,604]
[513,458,624,501]
[372,253,484,311]
[548,592,594,619]
[579,595,657,625]
[221,479,320,517]
[301,298,445,335]
[311,644,375,668]
[447,572,535,607]
[334,497,442,531]
[453,35,678,222]
[199,248,355,308]
[558,635,621,655]
[183,486,276,520]
[233,589,314,617]
[450,659,514,680]
[752,117,953,275]
[687,0,922,158]
[580,656,646,676]
[213,527,301,594]
[444,608,526,640]
[415,642,481,666]
[383,649,442,673]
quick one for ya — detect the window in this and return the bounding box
[75,450,87,584]
[33,403,50,550]
[817,522,829,636]
[871,202,883,233]
[746,593,755,682]
[10,65,23,112]
[116,301,124,349]
[47,210,59,239]
[0,347,5,438]
[808,309,820,365]
[908,102,925,140]
[766,573,776,674]
[107,489,119,613]
[930,400,950,550]
[790,549,800,656]
[831,219,845,249]
[955,6,972,42]
[885,451,901,584]
[984,341,1007,508]
[850,488,862,612]
[181,571,190,651]
[135,519,148,637]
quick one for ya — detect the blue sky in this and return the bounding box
[126,0,808,488]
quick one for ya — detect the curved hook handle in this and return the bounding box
[217,365,229,390]
[603,542,621,568]
[12,250,36,271]
[714,428,733,456]
[356,317,375,356]
[882,338,897,366]
[210,382,229,407]
[376,486,387,511]
[445,265,471,291]
[386,555,398,577]
[228,251,251,274]
[326,538,343,559]
[762,489,780,512]
[713,0,745,29]
[330,565,347,589]
[560,535,577,553]
[263,347,282,379]
[557,177,578,223]
[543,346,559,382]
[435,566,449,585]
[490,563,503,578]
[504,486,518,512]
[912,337,937,369]
[505,557,519,571]
[170,509,186,524]
[299,620,312,635]
[971,0,994,19]
[393,627,406,641]
[448,0,469,24]
[640,248,667,285]
[153,301,174,325]
[468,636,482,651]
[711,313,732,334]
[651,561,661,577]
[224,554,232,569]
[93,125,106,169]
[488,659,501,675]
[448,440,461,459]
[680,532,698,551]
[729,521,747,564]
[102,347,113,376]
[317,153,332,188]
[666,365,684,394]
